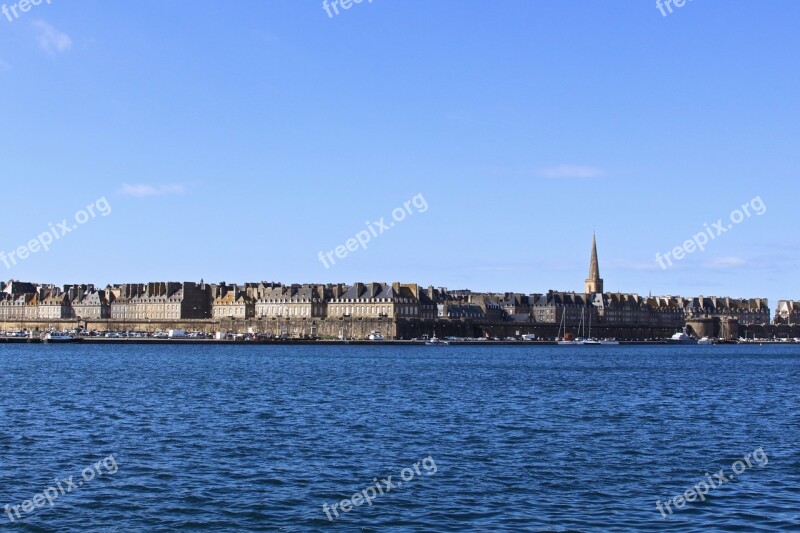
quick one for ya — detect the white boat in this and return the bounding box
[578,338,602,345]
[697,337,714,345]
[425,336,449,345]
[668,329,698,345]
[368,332,384,341]
[43,332,78,343]
[599,338,620,345]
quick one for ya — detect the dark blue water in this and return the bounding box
[1,344,798,531]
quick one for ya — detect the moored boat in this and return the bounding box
[43,332,79,343]
[667,329,698,345]
[555,306,577,345]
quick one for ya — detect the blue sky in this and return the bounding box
[0,1,797,307]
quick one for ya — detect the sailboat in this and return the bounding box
[425,327,449,345]
[577,305,619,345]
[577,309,600,345]
[556,308,577,345]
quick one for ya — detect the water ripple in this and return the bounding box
[0,344,798,531]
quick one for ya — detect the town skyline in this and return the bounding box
[0,232,789,305]
[3,235,795,328]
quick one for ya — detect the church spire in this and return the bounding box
[589,233,600,279]
[585,233,603,294]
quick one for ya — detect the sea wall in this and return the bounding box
[4,318,797,341]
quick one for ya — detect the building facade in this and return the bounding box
[775,300,800,325]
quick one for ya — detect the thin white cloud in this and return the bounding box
[32,20,72,56]
[703,257,747,269]
[119,183,187,198]
[537,164,605,179]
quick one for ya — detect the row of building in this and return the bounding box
[1,235,791,329]
[774,300,800,325]
[0,279,780,327]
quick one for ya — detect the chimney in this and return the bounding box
[409,284,419,299]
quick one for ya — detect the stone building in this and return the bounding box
[595,292,640,325]
[109,282,210,320]
[255,283,333,319]
[38,287,72,319]
[532,291,593,326]
[107,283,142,320]
[680,296,770,325]
[2,280,37,297]
[439,302,485,319]
[774,300,800,325]
[126,283,178,320]
[468,293,506,321]
[326,283,419,320]
[211,283,255,319]
[498,293,533,316]
[0,280,40,320]
[417,287,441,320]
[643,296,684,328]
[0,293,38,320]
[422,288,498,321]
[72,289,111,319]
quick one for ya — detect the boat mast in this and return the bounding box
[587,306,592,339]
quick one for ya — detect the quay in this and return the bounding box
[1,336,795,346]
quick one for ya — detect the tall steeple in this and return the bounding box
[585,233,603,294]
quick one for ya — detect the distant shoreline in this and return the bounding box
[0,338,788,346]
